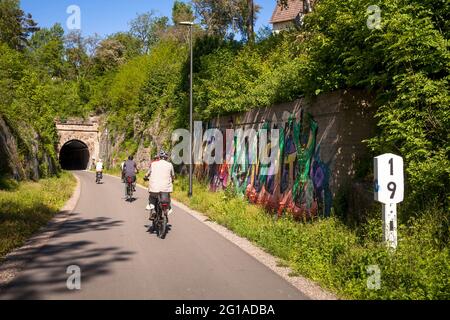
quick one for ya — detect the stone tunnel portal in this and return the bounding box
[59,140,90,170]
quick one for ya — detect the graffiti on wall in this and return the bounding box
[196,111,333,219]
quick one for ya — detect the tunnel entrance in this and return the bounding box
[60,140,90,170]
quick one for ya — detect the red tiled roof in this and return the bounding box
[270,0,304,24]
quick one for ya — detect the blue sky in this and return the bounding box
[21,0,276,38]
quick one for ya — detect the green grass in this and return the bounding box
[172,177,450,300]
[0,172,77,259]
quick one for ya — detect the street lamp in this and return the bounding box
[179,21,194,198]
[105,128,109,170]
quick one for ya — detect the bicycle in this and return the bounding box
[95,172,103,184]
[125,176,134,202]
[150,193,170,239]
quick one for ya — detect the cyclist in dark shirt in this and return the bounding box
[122,156,138,192]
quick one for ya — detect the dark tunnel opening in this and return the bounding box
[59,140,90,170]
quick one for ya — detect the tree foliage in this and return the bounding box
[28,24,65,78]
[192,0,261,41]
[0,0,38,50]
[172,0,195,25]
[129,11,169,54]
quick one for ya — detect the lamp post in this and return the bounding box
[179,21,194,198]
[105,127,110,170]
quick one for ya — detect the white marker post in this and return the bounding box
[374,154,404,249]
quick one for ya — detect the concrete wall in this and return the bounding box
[196,89,376,218]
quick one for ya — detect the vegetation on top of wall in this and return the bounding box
[194,33,304,118]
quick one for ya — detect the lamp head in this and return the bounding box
[179,21,194,26]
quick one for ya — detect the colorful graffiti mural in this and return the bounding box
[196,111,333,219]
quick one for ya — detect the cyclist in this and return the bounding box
[120,159,127,182]
[95,159,104,183]
[145,150,174,219]
[96,159,104,171]
[122,155,138,194]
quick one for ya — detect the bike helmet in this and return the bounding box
[159,150,168,160]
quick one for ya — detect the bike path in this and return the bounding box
[0,171,308,300]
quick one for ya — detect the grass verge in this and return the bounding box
[0,172,77,260]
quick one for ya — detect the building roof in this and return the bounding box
[270,0,304,24]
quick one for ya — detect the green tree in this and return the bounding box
[0,0,38,50]
[129,12,169,54]
[139,40,188,124]
[107,32,142,59]
[93,38,126,74]
[0,42,25,111]
[28,24,66,78]
[64,31,101,79]
[64,31,89,79]
[172,0,195,25]
[192,0,260,41]
[107,55,152,134]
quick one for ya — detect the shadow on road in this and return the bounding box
[145,223,173,239]
[50,214,124,239]
[0,214,135,300]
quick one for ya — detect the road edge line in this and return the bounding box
[102,172,338,300]
[0,173,81,289]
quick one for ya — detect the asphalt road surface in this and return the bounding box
[1,171,308,300]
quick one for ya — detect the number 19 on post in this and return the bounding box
[374,154,404,249]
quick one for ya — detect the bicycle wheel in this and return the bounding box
[158,213,167,239]
[126,184,131,201]
[150,219,156,233]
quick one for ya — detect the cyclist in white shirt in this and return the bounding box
[120,159,126,182]
[96,159,104,173]
[95,159,104,183]
[144,150,175,218]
